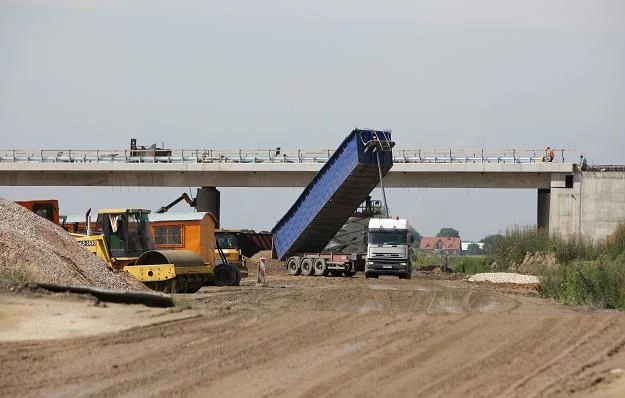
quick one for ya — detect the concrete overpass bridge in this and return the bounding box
[1,147,623,241]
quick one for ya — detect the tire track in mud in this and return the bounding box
[3,275,625,398]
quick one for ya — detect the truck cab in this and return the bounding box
[365,218,413,279]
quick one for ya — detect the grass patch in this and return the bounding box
[412,252,488,274]
[453,256,489,274]
[538,255,625,310]
[485,224,625,310]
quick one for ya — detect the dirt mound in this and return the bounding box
[0,198,146,290]
[249,250,284,272]
[513,251,559,274]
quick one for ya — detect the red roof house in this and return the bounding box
[419,236,462,254]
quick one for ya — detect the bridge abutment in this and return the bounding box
[547,168,625,242]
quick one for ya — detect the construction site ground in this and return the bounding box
[2,262,625,398]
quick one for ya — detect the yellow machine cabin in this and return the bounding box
[73,208,214,293]
[149,212,242,286]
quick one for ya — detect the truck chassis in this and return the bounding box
[285,252,364,277]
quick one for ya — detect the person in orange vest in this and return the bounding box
[546,147,555,162]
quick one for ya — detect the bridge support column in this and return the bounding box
[546,169,578,240]
[195,187,220,228]
[537,189,550,230]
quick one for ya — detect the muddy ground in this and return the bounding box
[2,265,625,398]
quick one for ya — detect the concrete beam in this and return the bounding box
[0,162,574,188]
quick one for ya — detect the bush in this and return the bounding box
[486,228,601,271]
[539,255,625,310]
[483,223,625,311]
[453,256,488,274]
[486,228,552,271]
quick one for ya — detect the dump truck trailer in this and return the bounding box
[272,128,394,277]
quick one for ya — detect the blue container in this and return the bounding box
[272,129,393,260]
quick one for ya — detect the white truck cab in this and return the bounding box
[365,218,413,279]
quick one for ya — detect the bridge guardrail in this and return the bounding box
[0,148,576,164]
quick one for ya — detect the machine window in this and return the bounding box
[368,230,408,245]
[154,226,183,246]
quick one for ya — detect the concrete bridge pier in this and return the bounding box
[542,168,625,242]
[195,187,220,228]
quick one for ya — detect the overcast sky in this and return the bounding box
[1,1,624,241]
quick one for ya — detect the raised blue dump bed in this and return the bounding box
[272,129,393,260]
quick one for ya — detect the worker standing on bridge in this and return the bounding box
[546,147,555,162]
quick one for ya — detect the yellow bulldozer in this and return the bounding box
[72,208,239,293]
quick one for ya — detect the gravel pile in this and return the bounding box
[0,198,146,291]
[467,272,540,285]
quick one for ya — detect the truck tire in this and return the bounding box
[232,265,242,286]
[343,263,357,277]
[287,256,302,276]
[213,264,238,286]
[301,258,314,276]
[313,258,328,276]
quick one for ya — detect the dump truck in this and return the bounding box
[365,217,414,279]
[72,208,239,293]
[272,128,395,277]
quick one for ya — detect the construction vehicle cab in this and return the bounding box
[16,199,60,225]
[215,229,273,278]
[97,209,154,266]
[73,208,236,293]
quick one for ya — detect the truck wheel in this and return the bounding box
[232,265,242,286]
[300,258,314,276]
[287,257,302,276]
[343,264,357,277]
[213,264,237,286]
[313,258,328,276]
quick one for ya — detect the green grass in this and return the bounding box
[452,256,489,274]
[484,224,625,311]
[411,252,489,274]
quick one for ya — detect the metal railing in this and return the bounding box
[0,148,575,164]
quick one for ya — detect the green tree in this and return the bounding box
[408,226,422,247]
[466,242,483,255]
[437,227,460,238]
[481,234,503,254]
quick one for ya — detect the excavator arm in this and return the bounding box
[155,193,196,213]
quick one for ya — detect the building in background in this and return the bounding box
[419,236,462,255]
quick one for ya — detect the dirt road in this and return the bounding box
[2,269,625,398]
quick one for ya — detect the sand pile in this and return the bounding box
[0,198,146,290]
[467,272,540,285]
